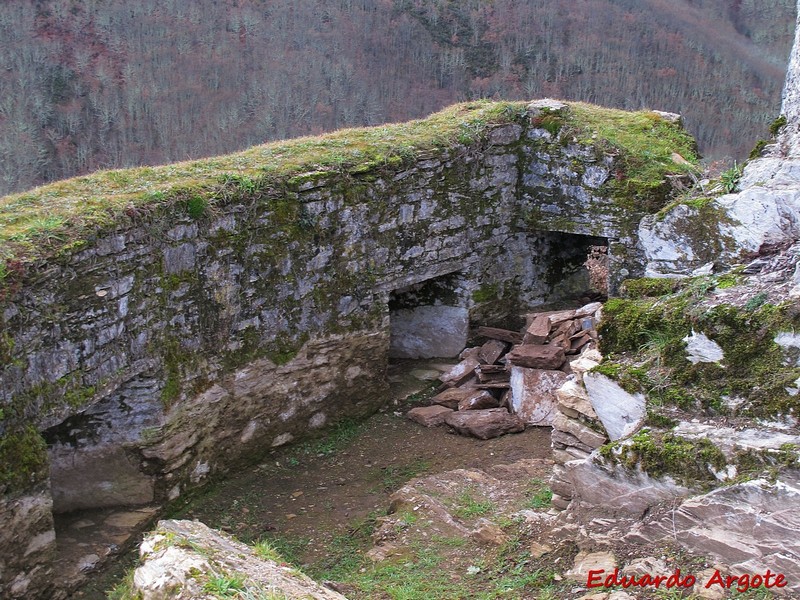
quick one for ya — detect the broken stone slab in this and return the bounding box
[566,550,617,582]
[551,412,607,449]
[406,405,453,427]
[476,366,511,384]
[551,429,596,454]
[477,339,508,365]
[505,344,565,370]
[444,408,525,440]
[476,326,523,345]
[565,459,690,517]
[522,315,550,345]
[457,390,499,411]
[509,367,567,426]
[555,378,598,419]
[583,372,646,441]
[432,388,492,410]
[438,356,480,388]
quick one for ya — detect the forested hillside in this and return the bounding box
[0,0,794,197]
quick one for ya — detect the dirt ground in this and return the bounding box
[70,360,554,598]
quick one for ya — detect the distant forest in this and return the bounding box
[0,0,795,197]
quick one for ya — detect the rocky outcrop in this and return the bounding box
[640,2,800,275]
[132,520,347,600]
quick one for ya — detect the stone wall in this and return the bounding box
[0,100,691,598]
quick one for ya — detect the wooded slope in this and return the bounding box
[0,0,794,197]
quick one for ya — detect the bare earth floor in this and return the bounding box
[68,360,554,598]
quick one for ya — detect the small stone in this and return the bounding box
[506,345,565,370]
[406,405,453,427]
[530,541,553,558]
[470,522,508,546]
[566,550,617,582]
[444,408,525,440]
[410,369,441,381]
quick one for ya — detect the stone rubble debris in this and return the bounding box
[407,301,603,439]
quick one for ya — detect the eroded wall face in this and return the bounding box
[0,117,644,598]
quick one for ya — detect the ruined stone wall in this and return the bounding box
[0,101,689,598]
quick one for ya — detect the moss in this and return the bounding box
[769,115,787,137]
[622,277,683,299]
[602,430,726,486]
[471,283,499,303]
[0,425,48,492]
[530,112,563,136]
[567,104,699,213]
[186,195,208,219]
[749,139,768,160]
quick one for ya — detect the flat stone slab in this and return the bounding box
[509,367,567,426]
[407,405,453,427]
[444,408,525,440]
[506,345,565,370]
[432,387,486,410]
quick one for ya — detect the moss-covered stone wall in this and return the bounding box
[0,100,696,599]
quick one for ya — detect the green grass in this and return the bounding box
[451,490,495,519]
[0,99,698,280]
[0,101,527,269]
[525,479,553,509]
[252,539,285,563]
[203,573,246,598]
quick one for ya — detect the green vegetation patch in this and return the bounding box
[0,101,528,274]
[0,425,48,493]
[567,103,700,212]
[598,283,800,417]
[622,277,684,299]
[600,430,726,486]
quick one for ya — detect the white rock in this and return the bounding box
[510,367,567,426]
[583,373,646,441]
[683,330,725,364]
[775,331,800,366]
[389,306,469,359]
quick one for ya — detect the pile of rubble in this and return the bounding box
[407,301,604,441]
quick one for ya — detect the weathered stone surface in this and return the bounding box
[566,550,617,582]
[505,345,565,370]
[630,475,800,592]
[444,408,525,439]
[134,520,346,600]
[389,305,469,359]
[457,390,499,411]
[555,378,598,419]
[49,445,154,513]
[551,429,595,454]
[509,367,567,426]
[406,405,453,427]
[673,422,800,462]
[683,330,725,364]
[583,372,646,441]
[0,487,55,600]
[565,459,690,517]
[551,412,607,449]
